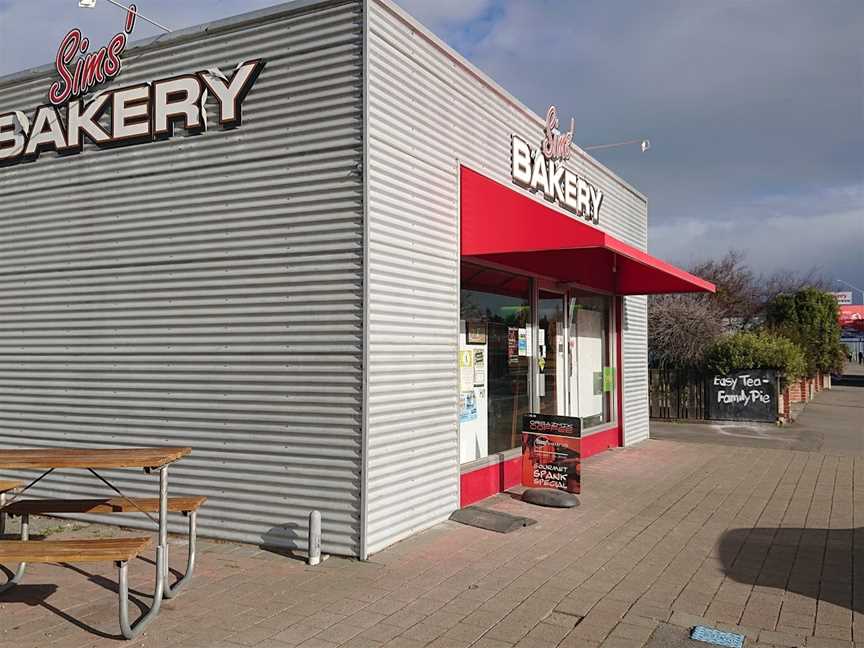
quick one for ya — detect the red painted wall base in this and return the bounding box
[459,425,621,507]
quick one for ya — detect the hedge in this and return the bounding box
[704,330,806,381]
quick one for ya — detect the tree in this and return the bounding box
[766,288,845,376]
[760,268,829,306]
[688,250,762,330]
[648,249,830,370]
[648,294,724,369]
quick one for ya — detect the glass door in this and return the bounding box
[568,292,612,429]
[537,291,567,415]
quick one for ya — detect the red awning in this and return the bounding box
[460,166,715,295]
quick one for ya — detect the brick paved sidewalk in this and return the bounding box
[1,439,861,648]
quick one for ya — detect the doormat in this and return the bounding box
[449,506,536,533]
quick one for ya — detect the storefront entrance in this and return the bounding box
[458,166,715,506]
[459,264,618,468]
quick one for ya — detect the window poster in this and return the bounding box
[458,350,475,391]
[473,349,485,386]
[518,328,528,356]
[466,321,487,344]
[508,328,519,366]
[459,391,478,423]
[603,367,615,392]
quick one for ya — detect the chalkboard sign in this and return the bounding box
[707,370,778,422]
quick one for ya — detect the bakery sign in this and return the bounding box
[0,7,265,166]
[511,106,604,223]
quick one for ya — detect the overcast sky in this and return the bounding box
[1,0,862,298]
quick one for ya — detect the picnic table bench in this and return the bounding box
[0,447,202,639]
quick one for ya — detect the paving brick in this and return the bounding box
[543,611,581,628]
[470,640,515,648]
[669,611,710,628]
[609,622,657,642]
[705,600,744,624]
[357,623,404,643]
[382,611,428,630]
[758,629,807,647]
[813,624,852,640]
[598,636,646,648]
[804,637,854,648]
[519,621,571,645]
[295,639,338,648]
[555,588,607,617]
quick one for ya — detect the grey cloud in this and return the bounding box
[650,184,864,285]
[417,0,864,288]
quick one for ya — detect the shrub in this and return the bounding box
[704,330,806,382]
[766,288,845,376]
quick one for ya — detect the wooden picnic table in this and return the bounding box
[0,446,195,640]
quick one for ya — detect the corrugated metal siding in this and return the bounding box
[622,296,649,445]
[364,0,650,554]
[0,0,365,556]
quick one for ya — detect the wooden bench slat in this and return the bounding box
[2,496,206,516]
[0,447,191,470]
[0,480,22,493]
[0,537,152,563]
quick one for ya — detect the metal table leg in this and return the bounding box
[117,465,168,639]
[164,510,197,598]
[0,513,28,594]
[118,545,164,639]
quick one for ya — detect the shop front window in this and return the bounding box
[568,292,613,429]
[460,262,531,462]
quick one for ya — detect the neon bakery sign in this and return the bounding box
[49,3,139,106]
[511,106,604,223]
[0,8,265,166]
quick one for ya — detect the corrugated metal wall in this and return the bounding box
[0,0,365,556]
[364,0,650,555]
[362,4,461,556]
[621,296,649,444]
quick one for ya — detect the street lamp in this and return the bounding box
[583,138,651,153]
[78,0,172,33]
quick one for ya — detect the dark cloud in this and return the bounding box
[2,0,862,293]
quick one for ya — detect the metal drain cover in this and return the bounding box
[691,626,744,648]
